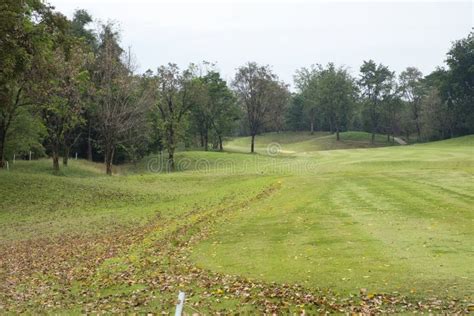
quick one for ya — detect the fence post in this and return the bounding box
[174,291,185,316]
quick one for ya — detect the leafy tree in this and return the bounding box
[294,65,322,134]
[0,0,51,168]
[232,62,282,153]
[399,67,424,140]
[420,87,454,140]
[202,71,239,150]
[358,60,394,143]
[316,63,356,140]
[443,32,474,135]
[154,64,193,170]
[4,106,45,160]
[286,94,306,131]
[265,80,290,133]
[38,43,91,171]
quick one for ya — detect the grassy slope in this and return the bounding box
[224,131,397,154]
[192,135,474,298]
[0,134,472,313]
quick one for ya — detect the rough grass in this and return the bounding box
[0,133,472,313]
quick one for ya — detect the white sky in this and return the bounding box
[49,0,473,89]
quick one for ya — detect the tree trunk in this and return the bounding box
[204,130,208,151]
[416,122,421,141]
[250,134,255,153]
[168,150,175,171]
[218,135,223,151]
[105,146,114,175]
[0,128,6,169]
[87,123,93,161]
[63,147,70,166]
[310,121,314,135]
[371,131,375,144]
[387,133,390,142]
[336,126,340,141]
[200,131,204,148]
[52,148,60,173]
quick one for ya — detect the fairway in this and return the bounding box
[0,133,473,313]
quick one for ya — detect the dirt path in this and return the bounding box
[394,137,407,145]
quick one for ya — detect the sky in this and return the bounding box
[49,0,473,89]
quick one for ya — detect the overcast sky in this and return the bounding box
[49,0,472,88]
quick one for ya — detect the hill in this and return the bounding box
[0,135,472,313]
[224,131,398,154]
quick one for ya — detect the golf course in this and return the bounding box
[1,132,472,313]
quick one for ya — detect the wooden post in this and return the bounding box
[174,291,185,316]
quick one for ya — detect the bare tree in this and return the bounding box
[94,25,152,175]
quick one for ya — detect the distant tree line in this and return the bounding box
[1,1,472,173]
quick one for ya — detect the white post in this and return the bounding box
[174,291,185,316]
[29,151,32,161]
[13,154,15,164]
[6,161,9,171]
[75,152,78,160]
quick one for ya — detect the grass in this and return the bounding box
[0,133,473,313]
[224,131,397,154]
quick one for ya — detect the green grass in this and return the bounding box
[224,131,397,154]
[0,133,473,313]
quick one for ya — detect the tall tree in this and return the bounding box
[358,60,394,143]
[0,0,51,168]
[317,63,356,140]
[294,65,322,134]
[443,32,474,136]
[154,64,193,170]
[38,43,90,171]
[232,62,281,153]
[94,25,151,175]
[266,80,290,133]
[399,67,424,140]
[202,71,239,151]
[286,94,306,132]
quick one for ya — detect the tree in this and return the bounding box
[316,63,356,140]
[232,62,281,153]
[358,60,394,143]
[286,94,306,131]
[420,87,454,140]
[154,64,193,170]
[265,80,290,133]
[0,0,51,168]
[94,25,152,175]
[443,32,474,135]
[202,71,239,151]
[399,67,424,140]
[294,65,322,134]
[4,106,45,160]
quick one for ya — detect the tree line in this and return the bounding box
[1,1,472,174]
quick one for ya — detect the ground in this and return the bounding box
[0,131,473,313]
